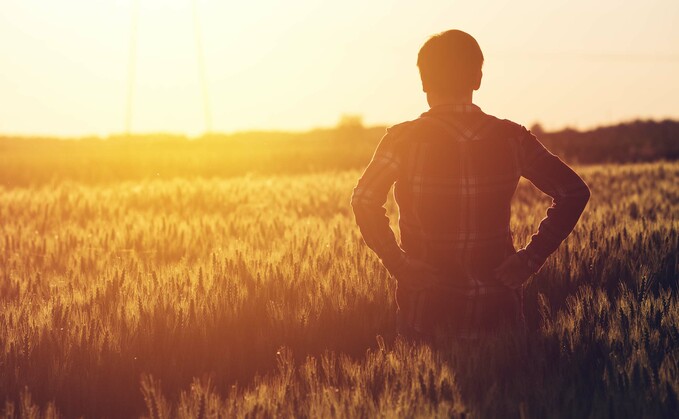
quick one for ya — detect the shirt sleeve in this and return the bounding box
[351,127,408,275]
[519,128,591,273]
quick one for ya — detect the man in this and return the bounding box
[351,30,590,340]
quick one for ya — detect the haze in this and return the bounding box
[1,0,677,137]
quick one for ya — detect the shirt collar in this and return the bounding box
[422,103,482,116]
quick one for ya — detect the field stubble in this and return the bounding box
[0,162,678,417]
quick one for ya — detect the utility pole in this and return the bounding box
[192,0,213,135]
[125,0,140,137]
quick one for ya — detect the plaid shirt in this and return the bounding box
[351,103,590,337]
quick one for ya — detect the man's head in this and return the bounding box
[417,30,484,96]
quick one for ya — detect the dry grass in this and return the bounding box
[0,161,677,417]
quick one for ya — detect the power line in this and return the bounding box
[125,0,212,136]
[192,0,212,134]
[125,0,140,136]
[493,50,679,63]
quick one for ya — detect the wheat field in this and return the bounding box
[1,160,678,418]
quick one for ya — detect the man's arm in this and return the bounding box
[497,128,590,287]
[351,128,408,275]
[518,128,591,273]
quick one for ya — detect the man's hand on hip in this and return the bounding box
[393,256,442,291]
[495,250,534,289]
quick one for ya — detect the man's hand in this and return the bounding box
[393,257,442,291]
[494,250,534,289]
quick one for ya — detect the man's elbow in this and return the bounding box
[350,189,359,207]
[351,183,372,206]
[574,181,591,211]
[351,189,380,224]
[556,180,590,213]
[580,181,591,203]
[350,189,365,216]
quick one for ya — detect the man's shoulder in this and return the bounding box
[393,111,531,135]
[480,113,532,138]
[385,112,534,142]
[379,119,422,149]
[385,119,420,136]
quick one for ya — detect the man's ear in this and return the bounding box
[472,70,482,91]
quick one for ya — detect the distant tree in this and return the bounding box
[529,122,545,137]
[335,114,365,141]
[337,114,364,130]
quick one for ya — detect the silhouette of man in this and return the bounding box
[351,30,590,339]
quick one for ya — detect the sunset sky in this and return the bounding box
[1,0,678,137]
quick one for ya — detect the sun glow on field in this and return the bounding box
[1,153,678,415]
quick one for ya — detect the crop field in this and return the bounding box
[0,156,678,417]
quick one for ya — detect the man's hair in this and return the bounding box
[417,30,484,94]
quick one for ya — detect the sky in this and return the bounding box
[1,0,678,137]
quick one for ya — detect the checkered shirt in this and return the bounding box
[351,103,590,337]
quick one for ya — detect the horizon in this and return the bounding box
[1,0,678,137]
[2,114,678,141]
[0,114,676,141]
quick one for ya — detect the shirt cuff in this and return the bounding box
[518,247,547,274]
[381,246,408,276]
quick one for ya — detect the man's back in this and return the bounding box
[392,104,523,286]
[351,103,590,337]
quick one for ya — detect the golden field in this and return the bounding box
[0,135,678,417]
